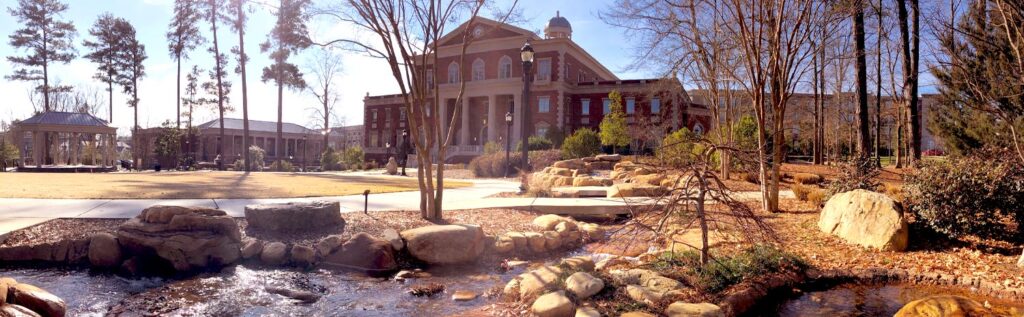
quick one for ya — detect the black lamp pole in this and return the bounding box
[505,111,513,177]
[520,41,534,178]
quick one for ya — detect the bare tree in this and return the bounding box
[854,0,871,158]
[314,0,518,220]
[305,48,341,149]
[896,0,921,163]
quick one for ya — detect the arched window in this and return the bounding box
[447,62,460,83]
[472,58,485,81]
[498,56,512,79]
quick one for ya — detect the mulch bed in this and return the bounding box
[0,219,123,248]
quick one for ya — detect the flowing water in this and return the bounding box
[760,283,1024,317]
[1,262,530,317]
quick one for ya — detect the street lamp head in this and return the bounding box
[505,112,513,123]
[402,129,408,137]
[520,41,534,63]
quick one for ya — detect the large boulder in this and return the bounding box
[0,277,16,303]
[316,235,344,256]
[290,245,316,267]
[595,154,622,162]
[893,295,990,317]
[607,183,668,198]
[322,233,397,274]
[533,215,575,231]
[572,177,612,187]
[244,201,343,232]
[552,159,586,170]
[87,232,122,268]
[818,189,908,251]
[9,283,66,317]
[0,304,41,317]
[531,291,575,317]
[517,265,564,299]
[400,224,485,265]
[564,272,603,299]
[116,205,242,272]
[260,242,288,265]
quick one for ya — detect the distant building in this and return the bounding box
[328,125,363,151]
[362,13,711,162]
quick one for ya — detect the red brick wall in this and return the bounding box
[564,90,677,133]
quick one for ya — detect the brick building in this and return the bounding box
[363,13,711,162]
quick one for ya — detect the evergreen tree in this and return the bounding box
[167,0,206,129]
[182,65,203,130]
[600,90,630,153]
[226,0,253,171]
[261,0,311,169]
[200,0,230,170]
[82,13,123,123]
[111,20,146,136]
[5,0,77,113]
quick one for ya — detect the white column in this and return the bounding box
[460,97,470,146]
[34,132,42,167]
[438,99,448,145]
[512,93,523,146]
[487,95,498,143]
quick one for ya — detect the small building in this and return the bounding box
[9,111,118,171]
[328,125,364,151]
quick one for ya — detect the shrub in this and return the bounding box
[652,245,806,294]
[807,189,827,206]
[468,151,524,177]
[792,184,812,201]
[320,148,342,171]
[742,172,760,184]
[530,149,561,171]
[528,136,553,150]
[904,150,1024,240]
[793,173,823,185]
[247,145,265,171]
[657,128,697,166]
[269,160,296,172]
[561,128,602,159]
[483,141,502,155]
[883,183,905,203]
[544,127,566,148]
[341,146,365,168]
[826,156,880,198]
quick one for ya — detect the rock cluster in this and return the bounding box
[530,156,618,191]
[893,295,991,317]
[243,201,343,232]
[492,215,601,256]
[0,278,66,317]
[322,233,398,275]
[116,205,242,272]
[0,238,89,265]
[818,189,908,251]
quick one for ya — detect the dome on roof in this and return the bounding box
[544,11,572,39]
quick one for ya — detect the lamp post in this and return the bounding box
[400,129,409,176]
[505,111,513,177]
[302,134,307,172]
[520,41,534,180]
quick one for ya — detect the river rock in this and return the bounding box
[524,232,547,253]
[553,159,586,170]
[316,235,344,256]
[240,240,264,259]
[533,215,575,231]
[543,231,563,250]
[818,189,908,251]
[554,221,578,233]
[400,224,484,264]
[893,295,990,317]
[502,279,520,299]
[9,283,65,317]
[565,272,603,299]
[560,256,595,271]
[116,205,242,272]
[506,232,529,252]
[265,285,320,303]
[323,233,397,274]
[290,245,316,266]
[621,312,657,317]
[532,291,575,317]
[0,277,17,303]
[88,232,122,268]
[0,305,41,317]
[382,229,404,251]
[493,235,515,253]
[518,265,564,299]
[575,307,601,317]
[596,154,622,162]
[1017,250,1024,268]
[451,290,477,301]
[666,302,724,317]
[244,201,343,232]
[260,242,288,265]
[579,223,605,241]
[607,183,668,198]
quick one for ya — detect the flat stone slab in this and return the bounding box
[551,186,609,198]
[244,201,343,232]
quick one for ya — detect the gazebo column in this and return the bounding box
[33,131,43,168]
[72,133,80,165]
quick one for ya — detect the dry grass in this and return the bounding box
[0,171,471,199]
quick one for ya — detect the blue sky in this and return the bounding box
[0,0,641,133]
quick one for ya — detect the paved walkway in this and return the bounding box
[0,171,793,241]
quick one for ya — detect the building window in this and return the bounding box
[472,58,485,81]
[447,62,459,83]
[626,97,635,114]
[581,99,590,115]
[370,133,379,147]
[385,108,392,128]
[578,71,584,83]
[538,96,550,113]
[536,58,551,81]
[426,69,434,89]
[651,97,661,114]
[400,108,407,121]
[499,56,512,79]
[602,98,611,114]
[537,126,548,137]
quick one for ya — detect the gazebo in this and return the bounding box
[11,112,118,172]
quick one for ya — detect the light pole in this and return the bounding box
[400,129,409,176]
[520,41,534,179]
[505,111,513,177]
[302,134,307,172]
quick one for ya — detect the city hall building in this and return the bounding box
[363,13,711,162]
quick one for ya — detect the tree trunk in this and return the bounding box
[855,0,871,159]
[875,0,884,166]
[812,40,822,165]
[213,9,226,171]
[908,0,921,162]
[238,4,251,173]
[176,55,182,129]
[276,79,284,170]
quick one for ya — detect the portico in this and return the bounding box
[11,112,118,171]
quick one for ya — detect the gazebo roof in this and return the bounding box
[19,111,111,127]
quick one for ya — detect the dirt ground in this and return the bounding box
[0,171,470,199]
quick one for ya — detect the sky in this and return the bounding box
[0,0,642,135]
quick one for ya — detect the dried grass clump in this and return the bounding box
[793,173,823,185]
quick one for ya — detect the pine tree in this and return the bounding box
[183,65,203,130]
[110,20,147,141]
[200,0,230,170]
[168,0,206,129]
[600,90,630,154]
[261,0,311,168]
[5,0,77,113]
[227,0,253,171]
[82,13,123,123]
